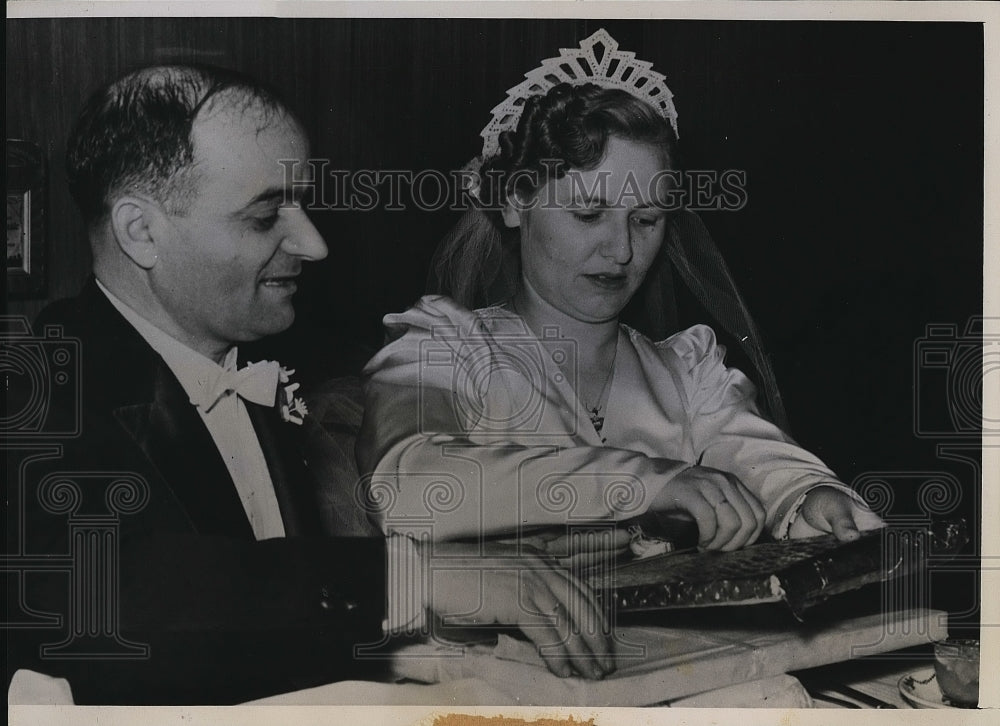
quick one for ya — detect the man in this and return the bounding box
[6,65,610,704]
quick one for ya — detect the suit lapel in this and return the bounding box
[245,403,323,537]
[71,281,254,539]
[113,364,255,540]
[73,280,321,539]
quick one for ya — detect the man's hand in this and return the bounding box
[787,486,885,541]
[425,541,613,680]
[649,466,766,550]
[511,528,632,570]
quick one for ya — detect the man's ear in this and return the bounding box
[109,196,164,270]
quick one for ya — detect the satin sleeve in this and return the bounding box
[658,324,862,538]
[357,295,689,540]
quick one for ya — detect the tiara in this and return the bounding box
[478,28,679,161]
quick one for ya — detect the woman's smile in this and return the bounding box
[582,272,629,291]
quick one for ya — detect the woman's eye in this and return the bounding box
[573,211,603,223]
[631,215,661,229]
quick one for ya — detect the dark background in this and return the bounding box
[6,18,984,629]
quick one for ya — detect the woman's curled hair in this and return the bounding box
[431,82,680,308]
[477,82,678,207]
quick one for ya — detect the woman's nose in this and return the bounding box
[599,215,634,264]
[281,207,328,261]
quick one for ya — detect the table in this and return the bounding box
[794,645,945,709]
[245,607,948,707]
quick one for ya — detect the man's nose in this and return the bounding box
[600,214,634,264]
[281,207,328,261]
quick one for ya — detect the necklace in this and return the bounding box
[507,296,616,441]
[584,347,617,442]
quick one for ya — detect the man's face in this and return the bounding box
[149,101,327,359]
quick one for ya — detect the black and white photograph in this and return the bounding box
[4,2,995,722]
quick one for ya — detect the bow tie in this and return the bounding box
[198,358,281,412]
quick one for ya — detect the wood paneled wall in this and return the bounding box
[5,18,600,326]
[5,18,984,483]
[5,17,985,625]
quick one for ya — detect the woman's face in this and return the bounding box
[504,136,673,325]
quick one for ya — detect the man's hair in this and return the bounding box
[66,64,292,228]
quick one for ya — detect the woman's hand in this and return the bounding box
[426,541,614,680]
[650,466,766,551]
[787,486,885,541]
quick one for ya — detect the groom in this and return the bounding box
[8,65,611,704]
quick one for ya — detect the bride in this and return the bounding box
[357,30,881,551]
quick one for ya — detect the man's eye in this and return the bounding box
[252,212,280,231]
[573,211,602,223]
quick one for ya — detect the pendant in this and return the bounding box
[589,407,606,443]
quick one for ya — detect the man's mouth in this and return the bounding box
[259,274,299,289]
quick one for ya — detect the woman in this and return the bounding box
[357,30,881,551]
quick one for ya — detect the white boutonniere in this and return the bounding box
[278,366,309,425]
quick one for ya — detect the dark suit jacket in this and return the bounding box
[6,280,390,704]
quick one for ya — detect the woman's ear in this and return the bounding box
[501,193,524,229]
[109,196,164,270]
